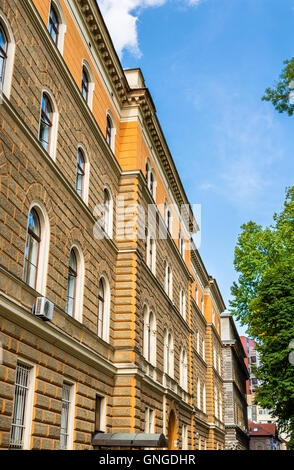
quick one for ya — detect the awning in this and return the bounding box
[92,433,168,448]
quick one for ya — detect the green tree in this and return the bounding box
[230,187,294,448]
[262,57,294,116]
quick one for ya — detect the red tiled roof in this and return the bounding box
[248,420,276,436]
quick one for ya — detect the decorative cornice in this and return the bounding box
[75,0,198,234]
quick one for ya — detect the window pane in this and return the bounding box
[24,209,40,289]
[39,95,53,151]
[98,280,104,337]
[106,117,112,145]
[82,68,89,102]
[0,24,7,89]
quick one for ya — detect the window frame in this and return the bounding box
[39,90,58,160]
[81,60,95,110]
[48,1,66,54]
[60,381,75,450]
[97,275,110,342]
[23,203,50,296]
[10,361,36,450]
[0,14,15,99]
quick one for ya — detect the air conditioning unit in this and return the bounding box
[34,297,54,321]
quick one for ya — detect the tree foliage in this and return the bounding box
[262,58,294,116]
[230,187,294,448]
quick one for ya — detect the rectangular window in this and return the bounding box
[95,395,106,432]
[182,424,188,450]
[144,407,154,433]
[10,363,34,449]
[60,383,75,450]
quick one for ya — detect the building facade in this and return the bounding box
[0,0,226,450]
[221,312,249,450]
[248,422,283,451]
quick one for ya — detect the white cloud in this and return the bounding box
[97,0,203,58]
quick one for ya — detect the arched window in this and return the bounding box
[179,230,185,258]
[81,62,94,110]
[106,116,112,145]
[203,384,206,413]
[39,92,58,159]
[0,23,8,90]
[164,328,174,378]
[214,388,218,418]
[180,289,186,320]
[48,4,59,45]
[23,204,50,295]
[145,160,150,182]
[66,249,77,317]
[76,148,85,198]
[48,1,66,54]
[146,234,156,274]
[197,378,201,409]
[0,16,15,98]
[202,337,205,360]
[65,246,84,321]
[143,305,156,366]
[149,170,156,200]
[81,67,89,102]
[196,329,199,353]
[219,391,222,421]
[180,347,188,391]
[164,200,172,233]
[23,208,41,290]
[195,284,198,304]
[39,94,52,152]
[98,276,110,342]
[103,188,113,237]
[164,262,172,299]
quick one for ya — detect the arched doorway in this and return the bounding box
[167,410,177,450]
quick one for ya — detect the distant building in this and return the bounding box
[221,312,249,450]
[248,421,283,450]
[241,337,288,449]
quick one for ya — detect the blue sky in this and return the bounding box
[99,0,294,335]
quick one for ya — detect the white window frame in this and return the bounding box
[180,347,188,391]
[106,110,116,152]
[60,381,76,450]
[103,186,113,238]
[39,88,59,161]
[164,328,174,378]
[66,244,84,323]
[180,289,186,320]
[202,338,205,360]
[203,384,206,413]
[10,361,36,450]
[144,407,155,433]
[24,202,50,296]
[143,304,157,367]
[81,60,95,111]
[97,274,111,343]
[182,424,188,450]
[197,378,201,409]
[76,144,90,205]
[0,12,15,99]
[146,233,156,275]
[48,0,67,55]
